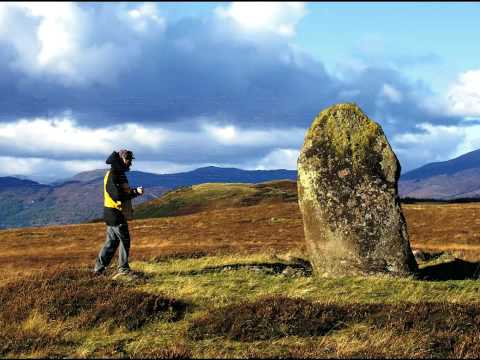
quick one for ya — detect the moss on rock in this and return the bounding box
[297,103,417,277]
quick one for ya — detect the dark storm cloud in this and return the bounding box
[334,66,463,138]
[0,2,468,177]
[1,7,458,133]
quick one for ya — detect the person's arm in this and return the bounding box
[106,172,143,201]
[119,182,143,200]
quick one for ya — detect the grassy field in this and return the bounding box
[2,185,480,358]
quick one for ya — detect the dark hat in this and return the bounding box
[118,149,135,160]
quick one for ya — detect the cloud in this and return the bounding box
[0,155,104,181]
[126,2,166,33]
[0,3,335,127]
[380,83,403,104]
[215,2,307,36]
[446,69,480,117]
[0,116,170,158]
[0,2,165,86]
[201,122,305,147]
[0,3,471,178]
[0,114,306,166]
[392,122,476,172]
[254,148,299,170]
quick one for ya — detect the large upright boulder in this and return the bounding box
[297,103,418,277]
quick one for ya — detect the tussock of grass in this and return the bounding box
[188,296,348,341]
[0,268,188,356]
[0,268,187,330]
[0,327,72,356]
[132,343,192,359]
[188,295,480,358]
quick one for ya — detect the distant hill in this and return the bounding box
[0,176,47,189]
[0,167,297,228]
[399,148,480,199]
[134,180,298,219]
[10,150,480,227]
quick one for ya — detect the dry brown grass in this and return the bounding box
[0,268,187,328]
[404,203,480,260]
[0,268,188,357]
[188,296,480,358]
[2,201,480,283]
[2,200,480,358]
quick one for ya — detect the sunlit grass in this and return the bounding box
[2,252,480,358]
[132,254,480,308]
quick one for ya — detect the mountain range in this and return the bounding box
[0,166,297,228]
[2,147,480,229]
[399,148,480,199]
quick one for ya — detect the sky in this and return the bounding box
[0,2,480,183]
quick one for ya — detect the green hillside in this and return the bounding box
[134,180,298,219]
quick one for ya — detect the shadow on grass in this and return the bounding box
[163,261,313,277]
[418,259,480,281]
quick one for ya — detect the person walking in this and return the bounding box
[94,149,144,278]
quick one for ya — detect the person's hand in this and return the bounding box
[136,186,144,195]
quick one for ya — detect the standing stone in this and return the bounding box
[297,103,418,277]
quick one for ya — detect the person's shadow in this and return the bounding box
[418,258,480,281]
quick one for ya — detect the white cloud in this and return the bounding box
[0,2,165,86]
[381,83,403,103]
[0,155,215,181]
[215,2,307,36]
[201,122,305,147]
[446,69,480,117]
[0,155,104,179]
[0,115,307,174]
[0,116,169,157]
[392,123,472,171]
[127,2,166,33]
[394,123,464,147]
[254,148,299,170]
[130,161,200,175]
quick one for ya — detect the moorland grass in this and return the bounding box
[0,268,187,358]
[2,253,480,358]
[134,181,297,220]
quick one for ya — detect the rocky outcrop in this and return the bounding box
[297,103,418,277]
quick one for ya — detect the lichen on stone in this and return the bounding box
[305,103,382,171]
[297,103,418,277]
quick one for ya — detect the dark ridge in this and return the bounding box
[127,167,297,188]
[0,177,48,189]
[400,197,480,204]
[401,148,480,181]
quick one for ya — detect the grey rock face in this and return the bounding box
[297,103,418,277]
